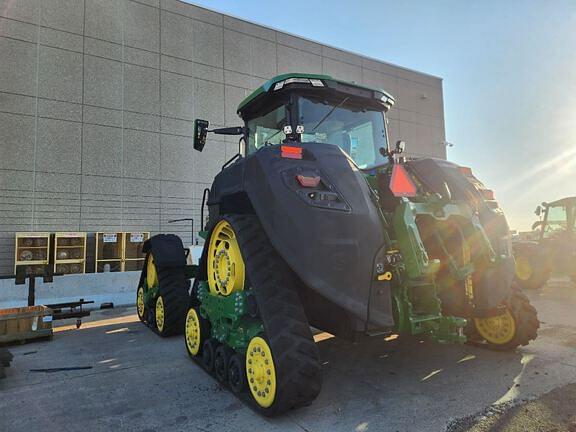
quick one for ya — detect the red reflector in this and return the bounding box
[389,164,417,197]
[281,145,302,159]
[482,189,495,200]
[459,166,473,176]
[296,174,320,188]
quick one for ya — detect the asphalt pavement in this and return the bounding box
[1,278,575,432]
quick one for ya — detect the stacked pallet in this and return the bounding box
[0,348,13,379]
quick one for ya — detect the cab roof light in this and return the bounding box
[296,174,321,188]
[482,189,495,200]
[281,145,303,160]
[273,78,324,91]
[389,164,417,197]
[459,166,473,176]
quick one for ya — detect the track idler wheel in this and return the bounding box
[185,307,210,358]
[155,295,166,334]
[246,336,277,409]
[136,286,146,322]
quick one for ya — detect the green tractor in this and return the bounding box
[513,197,576,289]
[137,73,539,415]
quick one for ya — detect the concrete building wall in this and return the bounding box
[0,0,446,275]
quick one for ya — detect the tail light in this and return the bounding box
[281,145,302,160]
[389,164,417,197]
[459,166,473,176]
[296,175,321,188]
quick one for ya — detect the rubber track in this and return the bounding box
[139,251,189,337]
[198,214,323,416]
[156,263,189,336]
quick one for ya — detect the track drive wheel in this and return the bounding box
[514,247,550,290]
[202,215,322,416]
[473,285,539,350]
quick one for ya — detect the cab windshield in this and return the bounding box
[544,205,569,238]
[297,96,388,169]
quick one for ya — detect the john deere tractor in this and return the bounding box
[137,73,539,415]
[514,197,576,289]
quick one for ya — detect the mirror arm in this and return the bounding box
[209,126,245,136]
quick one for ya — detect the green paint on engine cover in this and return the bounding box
[197,281,263,351]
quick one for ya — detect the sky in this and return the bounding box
[187,0,576,230]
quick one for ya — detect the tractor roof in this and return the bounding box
[236,73,395,115]
[546,197,576,207]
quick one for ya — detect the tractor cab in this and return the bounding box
[236,74,394,170]
[535,197,576,240]
[514,197,576,289]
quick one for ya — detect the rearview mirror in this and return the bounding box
[535,205,542,216]
[395,140,406,154]
[193,119,209,152]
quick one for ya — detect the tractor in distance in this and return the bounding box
[514,197,576,289]
[136,73,539,416]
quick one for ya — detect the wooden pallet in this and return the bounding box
[0,306,53,345]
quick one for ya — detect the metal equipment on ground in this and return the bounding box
[514,197,576,289]
[136,73,539,415]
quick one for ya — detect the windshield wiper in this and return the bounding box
[312,97,349,131]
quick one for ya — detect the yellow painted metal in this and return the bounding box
[156,295,165,332]
[207,220,245,296]
[462,240,474,300]
[246,336,276,408]
[185,308,202,356]
[515,256,533,281]
[474,309,516,345]
[137,286,145,319]
[378,271,393,281]
[147,254,158,288]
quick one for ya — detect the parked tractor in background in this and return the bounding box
[513,197,576,289]
[136,73,539,416]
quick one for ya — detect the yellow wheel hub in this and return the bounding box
[147,254,158,288]
[185,308,202,356]
[515,256,533,281]
[207,220,245,296]
[156,296,165,332]
[246,336,276,408]
[474,309,516,345]
[137,287,145,318]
